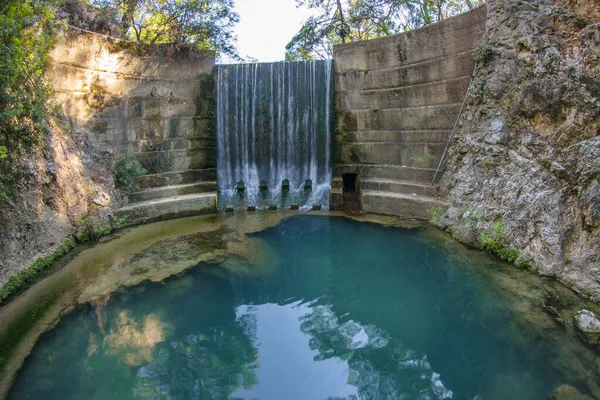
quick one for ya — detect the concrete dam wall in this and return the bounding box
[48,8,488,221]
[331,6,487,218]
[49,28,218,222]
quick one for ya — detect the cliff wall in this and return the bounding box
[438,0,600,298]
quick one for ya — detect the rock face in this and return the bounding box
[438,0,600,299]
[574,309,600,347]
[0,120,115,283]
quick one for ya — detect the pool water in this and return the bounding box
[8,216,600,399]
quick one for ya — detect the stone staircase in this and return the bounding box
[115,170,218,226]
[331,6,486,219]
[110,96,219,225]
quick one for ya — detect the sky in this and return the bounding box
[229,0,315,63]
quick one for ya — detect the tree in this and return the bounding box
[286,0,483,60]
[90,0,239,58]
[0,0,56,200]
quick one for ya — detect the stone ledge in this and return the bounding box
[128,182,218,203]
[361,190,448,220]
[115,193,217,226]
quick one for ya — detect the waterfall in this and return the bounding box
[215,60,333,210]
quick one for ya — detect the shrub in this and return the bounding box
[427,206,444,223]
[0,237,76,304]
[113,153,147,191]
[473,45,494,64]
[0,0,56,167]
[479,219,520,263]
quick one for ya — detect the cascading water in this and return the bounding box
[215,60,333,210]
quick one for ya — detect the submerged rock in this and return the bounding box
[574,310,600,347]
[551,384,593,400]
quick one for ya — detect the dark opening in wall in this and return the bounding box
[342,173,360,212]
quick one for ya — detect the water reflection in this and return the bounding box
[8,216,600,400]
[103,312,170,367]
[232,302,358,399]
[133,324,259,399]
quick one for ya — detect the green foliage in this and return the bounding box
[0,146,14,202]
[0,214,129,305]
[90,0,239,58]
[479,219,520,263]
[0,237,76,304]
[516,257,531,271]
[286,0,484,60]
[410,154,426,166]
[0,0,57,201]
[75,214,128,242]
[0,0,56,156]
[473,45,494,64]
[113,152,147,191]
[427,206,443,223]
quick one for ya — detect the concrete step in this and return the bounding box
[334,164,437,184]
[138,168,217,189]
[337,129,449,144]
[361,190,448,220]
[340,76,470,110]
[135,149,216,174]
[115,193,217,226]
[87,116,213,143]
[111,138,216,153]
[361,178,439,197]
[128,181,218,203]
[338,51,476,92]
[340,103,462,131]
[335,142,445,168]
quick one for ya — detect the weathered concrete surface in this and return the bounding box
[114,193,217,226]
[0,28,218,285]
[362,191,449,220]
[328,177,344,210]
[574,310,600,347]
[332,6,486,218]
[48,27,219,224]
[48,28,216,178]
[437,0,600,300]
[127,182,217,203]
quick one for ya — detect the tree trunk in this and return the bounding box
[421,0,432,24]
[120,0,138,34]
[433,0,443,21]
[335,0,347,43]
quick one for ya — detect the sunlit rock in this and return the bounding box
[574,310,600,347]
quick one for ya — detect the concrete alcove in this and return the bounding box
[342,173,360,212]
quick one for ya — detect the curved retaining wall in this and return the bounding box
[48,11,488,222]
[49,28,218,219]
[331,6,487,218]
